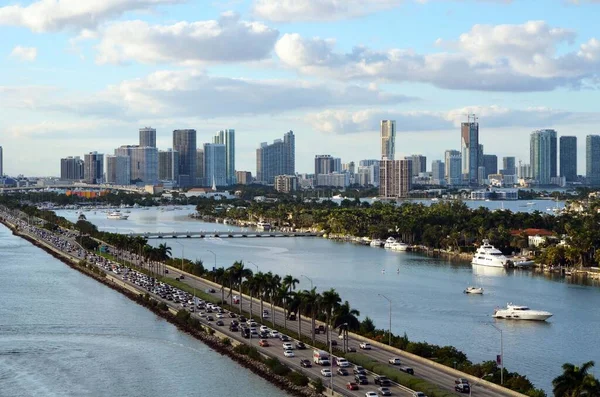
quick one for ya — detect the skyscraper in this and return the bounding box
[105,155,131,185]
[431,160,445,184]
[560,136,577,182]
[381,120,396,160]
[130,147,158,184]
[0,146,3,177]
[158,149,179,182]
[213,129,236,185]
[139,127,156,148]
[255,131,295,184]
[530,129,557,185]
[444,150,461,185]
[83,152,104,184]
[501,156,516,175]
[60,156,84,180]
[196,149,205,186]
[173,129,197,187]
[406,155,426,177]
[483,154,498,176]
[461,119,479,184]
[379,159,412,198]
[204,143,227,187]
[586,135,600,186]
[314,155,334,175]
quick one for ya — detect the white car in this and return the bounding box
[283,350,295,357]
[282,342,294,350]
[262,310,270,318]
[216,313,224,319]
[359,342,372,350]
[320,368,332,377]
[365,393,378,397]
[389,357,402,365]
[269,330,280,338]
[260,325,269,332]
[336,357,350,367]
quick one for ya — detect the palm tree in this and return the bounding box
[213,267,227,304]
[287,291,303,341]
[266,273,281,328]
[276,285,293,330]
[245,275,260,320]
[282,274,299,330]
[321,288,341,347]
[253,271,266,318]
[228,261,252,314]
[333,300,361,353]
[302,287,322,345]
[553,361,600,397]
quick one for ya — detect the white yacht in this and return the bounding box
[370,239,383,247]
[472,240,509,268]
[107,211,129,220]
[257,221,271,231]
[390,242,409,251]
[383,237,397,249]
[493,303,553,321]
[464,286,484,294]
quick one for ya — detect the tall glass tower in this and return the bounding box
[173,129,197,187]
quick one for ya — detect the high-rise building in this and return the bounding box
[518,162,532,179]
[381,120,396,160]
[358,160,380,187]
[275,175,298,193]
[342,162,355,174]
[158,149,179,182]
[314,155,335,175]
[332,157,342,173]
[431,160,445,183]
[586,135,600,186]
[204,143,227,187]
[406,155,426,177]
[196,149,205,186]
[173,129,197,187]
[501,156,516,175]
[530,129,557,185]
[130,146,158,184]
[477,166,487,184]
[139,127,156,148]
[105,155,131,185]
[483,155,498,176]
[444,150,461,185]
[83,152,104,184]
[236,171,252,185]
[379,159,412,198]
[60,156,84,180]
[0,146,3,177]
[213,129,236,185]
[461,119,479,184]
[560,136,577,182]
[255,131,295,184]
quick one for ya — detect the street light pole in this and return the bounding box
[207,249,217,270]
[301,274,313,289]
[248,261,259,273]
[470,373,493,397]
[378,294,392,346]
[489,323,504,385]
[173,240,184,272]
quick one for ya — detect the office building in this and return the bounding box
[204,143,227,187]
[586,135,600,186]
[518,162,532,179]
[84,152,104,184]
[60,156,84,180]
[560,136,577,182]
[130,146,158,184]
[139,127,156,148]
[196,149,204,186]
[105,155,131,185]
[342,162,355,174]
[357,161,380,187]
[461,119,479,184]
[173,129,197,187]
[483,155,498,176]
[274,175,297,193]
[381,120,396,160]
[214,129,236,185]
[444,150,462,185]
[477,166,487,184]
[0,146,3,176]
[501,156,516,176]
[255,131,295,184]
[379,159,412,198]
[530,129,557,185]
[431,160,445,184]
[333,157,342,173]
[406,155,426,177]
[315,155,335,175]
[158,149,179,182]
[236,171,252,185]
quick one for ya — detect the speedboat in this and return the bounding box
[370,239,383,247]
[464,286,484,294]
[107,211,129,220]
[472,240,509,268]
[384,237,397,249]
[390,242,409,251]
[493,303,553,321]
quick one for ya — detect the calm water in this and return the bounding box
[0,223,287,397]
[57,205,596,393]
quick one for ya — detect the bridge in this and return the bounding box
[127,231,324,239]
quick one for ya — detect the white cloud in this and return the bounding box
[275,21,600,92]
[9,46,37,62]
[0,0,182,32]
[253,0,401,22]
[96,13,279,64]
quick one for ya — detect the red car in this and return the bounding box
[259,339,269,347]
[346,382,359,391]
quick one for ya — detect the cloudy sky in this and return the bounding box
[1,0,599,177]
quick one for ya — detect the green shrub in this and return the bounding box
[221,337,232,346]
[287,371,309,387]
[311,378,325,393]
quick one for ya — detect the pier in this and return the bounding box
[126,230,324,239]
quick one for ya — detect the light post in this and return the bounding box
[248,261,259,273]
[470,373,493,397]
[329,320,334,394]
[378,294,392,346]
[488,323,504,385]
[301,274,313,289]
[173,240,184,272]
[207,249,217,271]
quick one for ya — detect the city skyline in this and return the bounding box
[1,1,600,176]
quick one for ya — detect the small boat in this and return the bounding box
[370,239,383,247]
[464,286,484,294]
[493,303,553,321]
[257,221,271,231]
[107,211,129,220]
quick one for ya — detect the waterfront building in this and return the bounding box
[204,143,227,187]
[483,154,498,176]
[470,189,518,200]
[315,172,349,188]
[501,156,516,176]
[431,160,445,185]
[586,135,600,186]
[274,175,297,193]
[406,155,426,177]
[379,159,412,198]
[236,171,252,185]
[173,129,197,187]
[130,146,158,184]
[158,149,179,183]
[530,129,557,185]
[444,150,462,185]
[255,131,295,184]
[196,149,204,186]
[213,129,236,185]
[461,119,479,184]
[60,156,84,180]
[105,155,131,185]
[381,120,396,160]
[139,127,156,148]
[560,136,577,182]
[83,152,104,184]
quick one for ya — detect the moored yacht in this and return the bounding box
[472,240,509,268]
[389,242,409,251]
[493,303,553,321]
[370,239,383,247]
[383,237,397,249]
[257,221,271,231]
[107,211,129,220]
[464,286,484,294]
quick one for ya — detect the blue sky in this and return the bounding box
[1,0,599,177]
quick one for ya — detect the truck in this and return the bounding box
[313,349,330,365]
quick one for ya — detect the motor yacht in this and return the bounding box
[464,286,484,294]
[370,239,383,247]
[472,240,509,268]
[389,242,409,251]
[493,303,553,321]
[383,237,397,249]
[257,221,271,231]
[107,211,129,220]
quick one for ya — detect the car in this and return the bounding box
[337,368,349,376]
[295,341,306,350]
[378,387,392,396]
[250,331,259,338]
[288,313,296,321]
[260,325,269,332]
[282,342,294,350]
[347,346,357,352]
[239,316,247,323]
[283,350,295,358]
[229,325,239,332]
[262,310,270,318]
[336,357,350,367]
[216,313,224,319]
[455,383,470,394]
[398,366,414,375]
[300,359,312,368]
[206,316,214,322]
[412,393,426,397]
[179,275,184,279]
[215,320,224,326]
[318,325,325,332]
[389,358,402,365]
[355,374,368,385]
[260,331,270,338]
[233,295,240,304]
[280,335,290,342]
[320,368,332,377]
[259,339,269,347]
[374,376,391,386]
[229,312,237,318]
[346,382,359,391]
[206,288,216,293]
[455,378,470,385]
[359,342,372,350]
[353,366,367,375]
[269,330,280,338]
[365,392,378,397]
[318,358,331,366]
[231,320,239,326]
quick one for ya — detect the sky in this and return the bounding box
[1,0,600,177]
